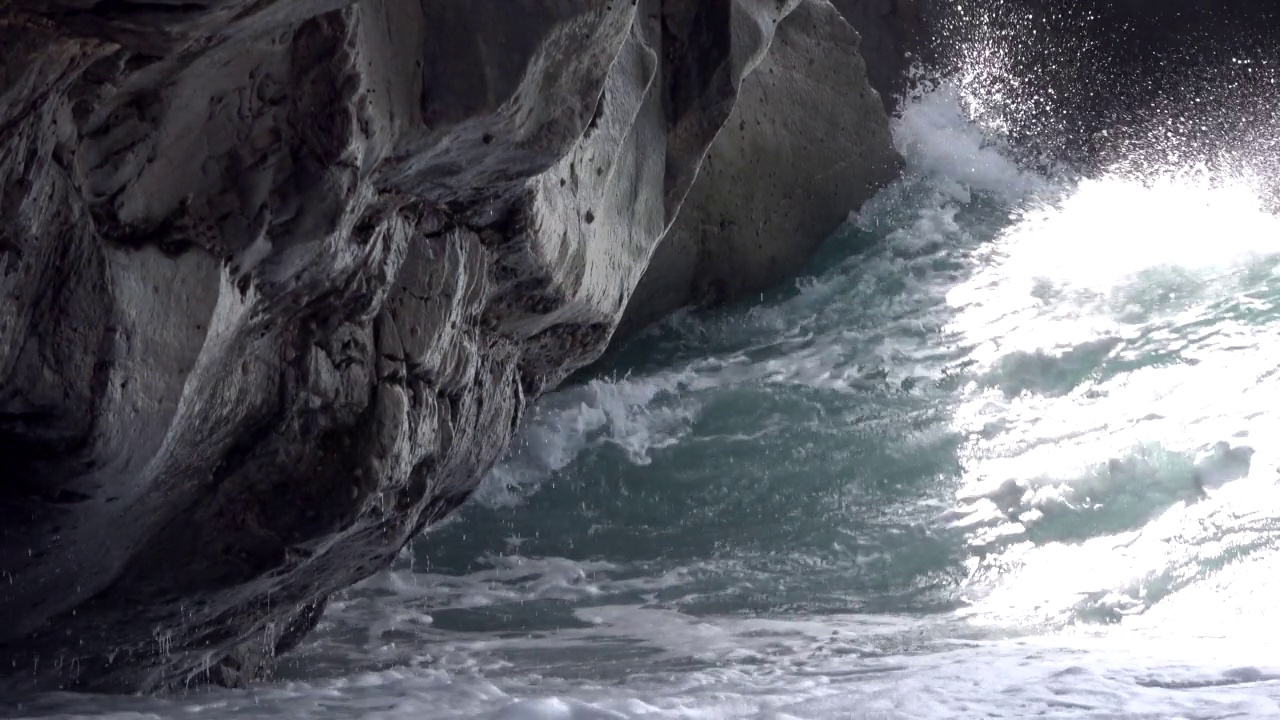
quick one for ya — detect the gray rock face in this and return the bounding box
[619,0,901,338]
[0,0,897,694]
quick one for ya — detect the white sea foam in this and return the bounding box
[475,372,703,507]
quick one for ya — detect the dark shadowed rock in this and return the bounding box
[0,0,897,694]
[618,0,901,338]
[827,0,931,114]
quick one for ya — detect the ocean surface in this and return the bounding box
[14,21,1280,720]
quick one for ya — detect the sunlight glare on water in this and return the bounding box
[933,82,1280,634]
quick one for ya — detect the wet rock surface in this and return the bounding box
[0,0,896,694]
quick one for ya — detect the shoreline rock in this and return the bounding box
[618,0,901,340]
[0,0,899,693]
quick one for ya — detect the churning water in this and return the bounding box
[15,20,1280,720]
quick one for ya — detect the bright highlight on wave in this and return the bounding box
[927,49,1280,628]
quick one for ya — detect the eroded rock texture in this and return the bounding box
[620,0,900,337]
[0,0,896,693]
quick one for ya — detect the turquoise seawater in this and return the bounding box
[16,70,1280,720]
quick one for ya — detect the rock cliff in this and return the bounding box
[0,0,898,693]
[619,0,900,338]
